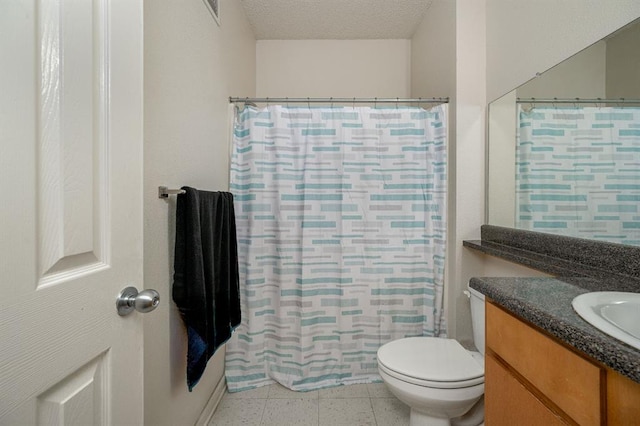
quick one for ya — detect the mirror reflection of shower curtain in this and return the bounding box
[225,104,448,392]
[516,105,640,245]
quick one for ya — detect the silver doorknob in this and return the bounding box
[116,286,160,316]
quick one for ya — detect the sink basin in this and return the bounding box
[572,292,640,350]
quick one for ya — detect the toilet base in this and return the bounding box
[410,409,452,426]
[409,400,484,426]
[378,366,484,426]
[451,396,484,426]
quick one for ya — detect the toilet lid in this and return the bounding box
[377,337,484,383]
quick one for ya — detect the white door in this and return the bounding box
[0,0,145,424]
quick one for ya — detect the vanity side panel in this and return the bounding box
[607,368,640,424]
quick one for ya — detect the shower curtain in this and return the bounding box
[226,104,448,392]
[517,105,640,245]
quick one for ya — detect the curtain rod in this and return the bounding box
[516,97,640,104]
[229,97,449,105]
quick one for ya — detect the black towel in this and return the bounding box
[172,187,241,391]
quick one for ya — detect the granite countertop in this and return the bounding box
[469,276,640,384]
[464,239,640,289]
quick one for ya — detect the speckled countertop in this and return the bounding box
[469,276,640,383]
[465,226,640,384]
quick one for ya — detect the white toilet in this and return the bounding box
[377,286,486,426]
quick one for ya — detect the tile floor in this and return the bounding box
[209,382,410,426]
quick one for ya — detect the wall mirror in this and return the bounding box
[487,17,640,246]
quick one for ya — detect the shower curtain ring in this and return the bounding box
[375,97,378,108]
[353,97,356,109]
[330,97,333,108]
[418,97,422,109]
[396,97,399,109]
[266,97,270,107]
[307,97,311,109]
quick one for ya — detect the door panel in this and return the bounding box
[0,0,144,424]
[37,353,108,426]
[37,0,108,285]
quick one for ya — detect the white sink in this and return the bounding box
[572,292,640,350]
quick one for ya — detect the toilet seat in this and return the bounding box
[377,337,484,389]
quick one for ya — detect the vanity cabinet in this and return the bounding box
[485,300,640,425]
[485,354,566,425]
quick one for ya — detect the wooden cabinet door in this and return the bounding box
[487,302,602,425]
[486,354,568,426]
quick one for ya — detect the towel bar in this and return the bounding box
[158,186,186,198]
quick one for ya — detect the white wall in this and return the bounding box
[412,0,489,344]
[516,41,606,99]
[482,255,551,277]
[256,40,411,97]
[143,0,255,424]
[411,0,456,100]
[487,0,640,102]
[450,0,487,345]
[410,0,460,338]
[487,90,516,227]
[607,20,640,98]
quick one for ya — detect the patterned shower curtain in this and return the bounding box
[225,104,448,392]
[517,105,640,245]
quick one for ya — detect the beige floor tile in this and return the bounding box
[318,383,369,399]
[371,397,410,426]
[224,385,271,399]
[260,399,319,426]
[318,398,376,426]
[209,398,266,426]
[366,382,394,398]
[268,383,319,399]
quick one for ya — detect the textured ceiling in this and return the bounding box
[240,0,434,40]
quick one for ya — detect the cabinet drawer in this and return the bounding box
[487,302,603,426]
[486,354,567,426]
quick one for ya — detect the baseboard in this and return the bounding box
[194,376,226,426]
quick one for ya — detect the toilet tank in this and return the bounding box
[468,286,486,356]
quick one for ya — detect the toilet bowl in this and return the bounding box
[377,286,486,426]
